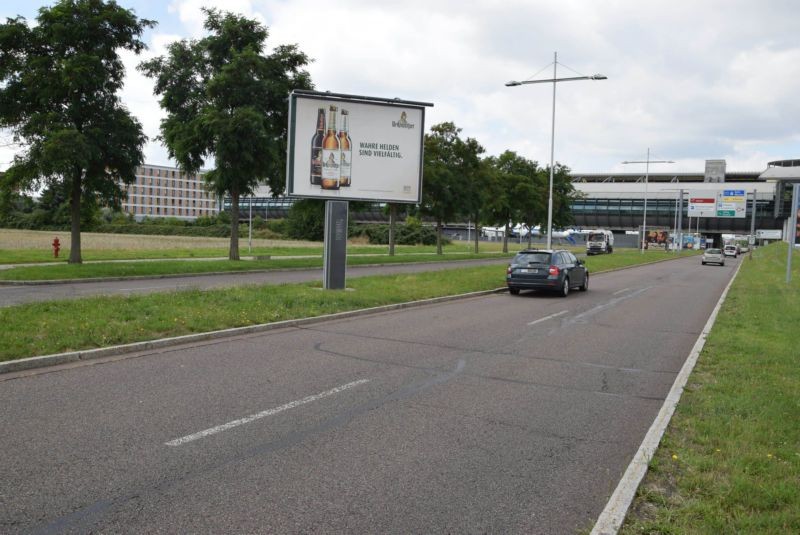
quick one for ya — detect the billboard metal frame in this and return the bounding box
[286,90,433,204]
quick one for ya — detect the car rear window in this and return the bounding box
[706,248,721,254]
[514,252,551,265]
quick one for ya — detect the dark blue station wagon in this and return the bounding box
[506,249,588,297]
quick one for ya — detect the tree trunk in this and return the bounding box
[68,172,82,264]
[527,224,532,249]
[436,220,443,255]
[473,212,479,254]
[503,221,509,253]
[388,203,396,256]
[229,189,240,260]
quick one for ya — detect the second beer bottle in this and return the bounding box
[321,105,340,190]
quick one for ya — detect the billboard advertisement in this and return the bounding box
[286,91,427,203]
[644,229,670,249]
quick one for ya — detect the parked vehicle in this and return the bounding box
[506,249,588,297]
[723,245,738,257]
[701,248,725,266]
[586,229,614,255]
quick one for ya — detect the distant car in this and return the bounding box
[702,248,725,266]
[723,245,738,257]
[506,249,588,297]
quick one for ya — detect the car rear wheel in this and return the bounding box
[509,288,520,295]
[560,278,570,297]
[579,273,589,291]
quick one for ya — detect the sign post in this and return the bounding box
[788,183,799,284]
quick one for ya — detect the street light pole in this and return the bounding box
[547,52,557,251]
[622,150,674,253]
[506,53,606,249]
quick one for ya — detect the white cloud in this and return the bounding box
[4,0,800,175]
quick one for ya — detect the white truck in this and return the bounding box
[586,229,614,255]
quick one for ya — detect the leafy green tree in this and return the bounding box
[548,162,580,230]
[140,8,312,260]
[421,122,476,254]
[484,151,530,253]
[513,161,547,249]
[459,138,487,254]
[0,0,153,263]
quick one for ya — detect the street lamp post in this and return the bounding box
[506,52,606,249]
[622,149,674,253]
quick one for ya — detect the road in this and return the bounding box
[0,254,737,533]
[0,257,508,307]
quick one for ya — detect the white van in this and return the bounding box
[586,229,614,255]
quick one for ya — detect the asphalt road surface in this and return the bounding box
[0,254,738,533]
[0,257,508,307]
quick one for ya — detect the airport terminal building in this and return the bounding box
[125,159,799,246]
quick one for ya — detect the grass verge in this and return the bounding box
[1,249,682,361]
[0,252,514,281]
[620,243,800,533]
[0,247,685,282]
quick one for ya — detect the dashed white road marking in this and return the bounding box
[528,310,569,326]
[613,287,631,295]
[165,379,370,446]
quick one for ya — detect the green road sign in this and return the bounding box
[717,210,736,217]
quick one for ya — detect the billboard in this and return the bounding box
[286,91,428,203]
[644,229,670,249]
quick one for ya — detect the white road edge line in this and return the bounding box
[527,310,569,326]
[590,260,744,535]
[165,379,370,447]
[612,287,631,295]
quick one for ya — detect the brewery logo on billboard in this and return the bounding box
[392,111,415,129]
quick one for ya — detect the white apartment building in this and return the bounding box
[120,164,219,221]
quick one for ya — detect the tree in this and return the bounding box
[140,8,312,260]
[548,162,580,230]
[484,151,528,253]
[421,122,476,254]
[0,0,153,263]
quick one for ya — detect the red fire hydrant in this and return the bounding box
[52,237,61,258]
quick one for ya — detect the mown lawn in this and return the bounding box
[620,243,800,533]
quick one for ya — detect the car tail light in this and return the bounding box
[548,265,560,276]
[507,266,512,275]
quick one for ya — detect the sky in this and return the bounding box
[2,0,800,177]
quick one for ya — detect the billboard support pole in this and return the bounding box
[749,189,757,260]
[323,200,349,290]
[676,189,684,254]
[787,183,799,284]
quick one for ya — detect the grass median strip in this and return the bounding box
[0,249,691,362]
[0,252,513,281]
[620,243,800,533]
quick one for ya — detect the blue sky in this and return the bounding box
[3,0,800,176]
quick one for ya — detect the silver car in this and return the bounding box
[702,248,725,266]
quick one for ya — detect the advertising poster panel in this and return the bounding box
[644,229,670,250]
[286,91,427,203]
[795,190,800,247]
